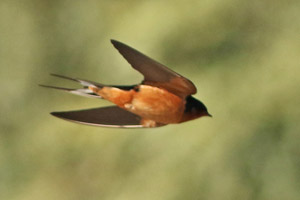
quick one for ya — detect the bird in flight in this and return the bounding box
[40,40,211,128]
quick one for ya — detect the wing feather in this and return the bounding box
[111,40,197,98]
[51,106,144,128]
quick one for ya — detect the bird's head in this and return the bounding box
[181,96,211,122]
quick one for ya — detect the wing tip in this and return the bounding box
[110,39,118,43]
[110,39,123,48]
[50,111,60,118]
[50,111,73,121]
[51,111,69,120]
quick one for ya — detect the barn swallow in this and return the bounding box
[40,40,211,128]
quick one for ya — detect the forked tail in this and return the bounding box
[39,74,104,98]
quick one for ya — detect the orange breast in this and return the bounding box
[90,85,185,124]
[129,85,185,124]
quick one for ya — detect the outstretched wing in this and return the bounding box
[111,40,197,98]
[51,106,144,128]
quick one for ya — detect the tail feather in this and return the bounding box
[40,73,137,98]
[39,74,105,98]
[39,84,102,98]
[50,73,104,87]
[39,84,74,91]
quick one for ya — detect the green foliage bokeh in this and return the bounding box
[0,0,299,199]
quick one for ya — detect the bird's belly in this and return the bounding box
[127,85,185,124]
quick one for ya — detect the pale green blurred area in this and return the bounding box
[0,0,299,199]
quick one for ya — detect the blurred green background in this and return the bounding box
[1,0,299,199]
